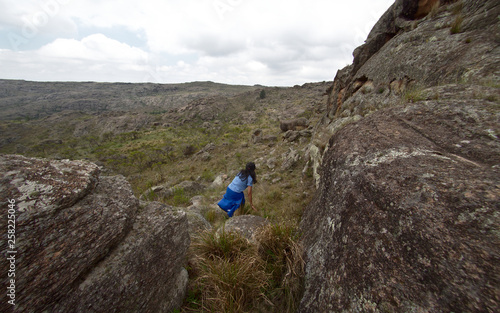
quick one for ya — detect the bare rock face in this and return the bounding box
[0,155,190,313]
[301,1,500,311]
[329,0,499,119]
[299,99,499,312]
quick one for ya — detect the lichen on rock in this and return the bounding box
[0,155,190,313]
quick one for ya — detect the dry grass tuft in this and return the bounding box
[450,14,464,34]
[256,223,305,313]
[187,228,269,312]
[451,0,464,15]
[191,227,255,262]
[195,255,270,313]
[184,223,305,313]
[429,1,441,18]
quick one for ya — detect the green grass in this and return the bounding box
[201,168,215,182]
[171,188,191,206]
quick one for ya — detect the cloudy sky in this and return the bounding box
[0,0,393,86]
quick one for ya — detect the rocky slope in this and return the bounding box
[0,155,190,312]
[307,0,499,185]
[300,0,499,312]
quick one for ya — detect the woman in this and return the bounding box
[218,162,258,217]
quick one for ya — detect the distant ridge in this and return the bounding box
[0,79,260,120]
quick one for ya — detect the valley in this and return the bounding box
[0,78,329,226]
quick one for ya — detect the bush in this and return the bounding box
[183,145,197,156]
[450,14,463,34]
[172,187,190,206]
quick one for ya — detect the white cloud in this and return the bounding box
[0,34,151,82]
[0,0,77,39]
[38,34,148,62]
[0,0,394,86]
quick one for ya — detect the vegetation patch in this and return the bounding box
[402,85,427,103]
[450,14,464,34]
[185,222,304,313]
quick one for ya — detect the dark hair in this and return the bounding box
[238,162,257,184]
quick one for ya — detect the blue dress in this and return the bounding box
[218,175,253,217]
[218,187,246,217]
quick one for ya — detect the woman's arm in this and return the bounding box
[247,186,257,211]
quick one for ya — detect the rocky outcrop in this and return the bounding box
[280,117,309,132]
[307,0,500,186]
[283,129,312,143]
[332,0,499,118]
[300,97,499,312]
[281,148,301,171]
[0,155,190,313]
[142,180,206,201]
[300,0,500,312]
[252,129,278,146]
[211,174,230,189]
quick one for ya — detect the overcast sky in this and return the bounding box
[0,0,393,86]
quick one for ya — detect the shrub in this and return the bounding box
[402,85,426,103]
[172,187,190,206]
[450,14,463,34]
[183,145,197,156]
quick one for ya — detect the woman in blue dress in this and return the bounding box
[218,162,258,217]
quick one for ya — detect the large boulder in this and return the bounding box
[299,99,499,312]
[0,155,190,313]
